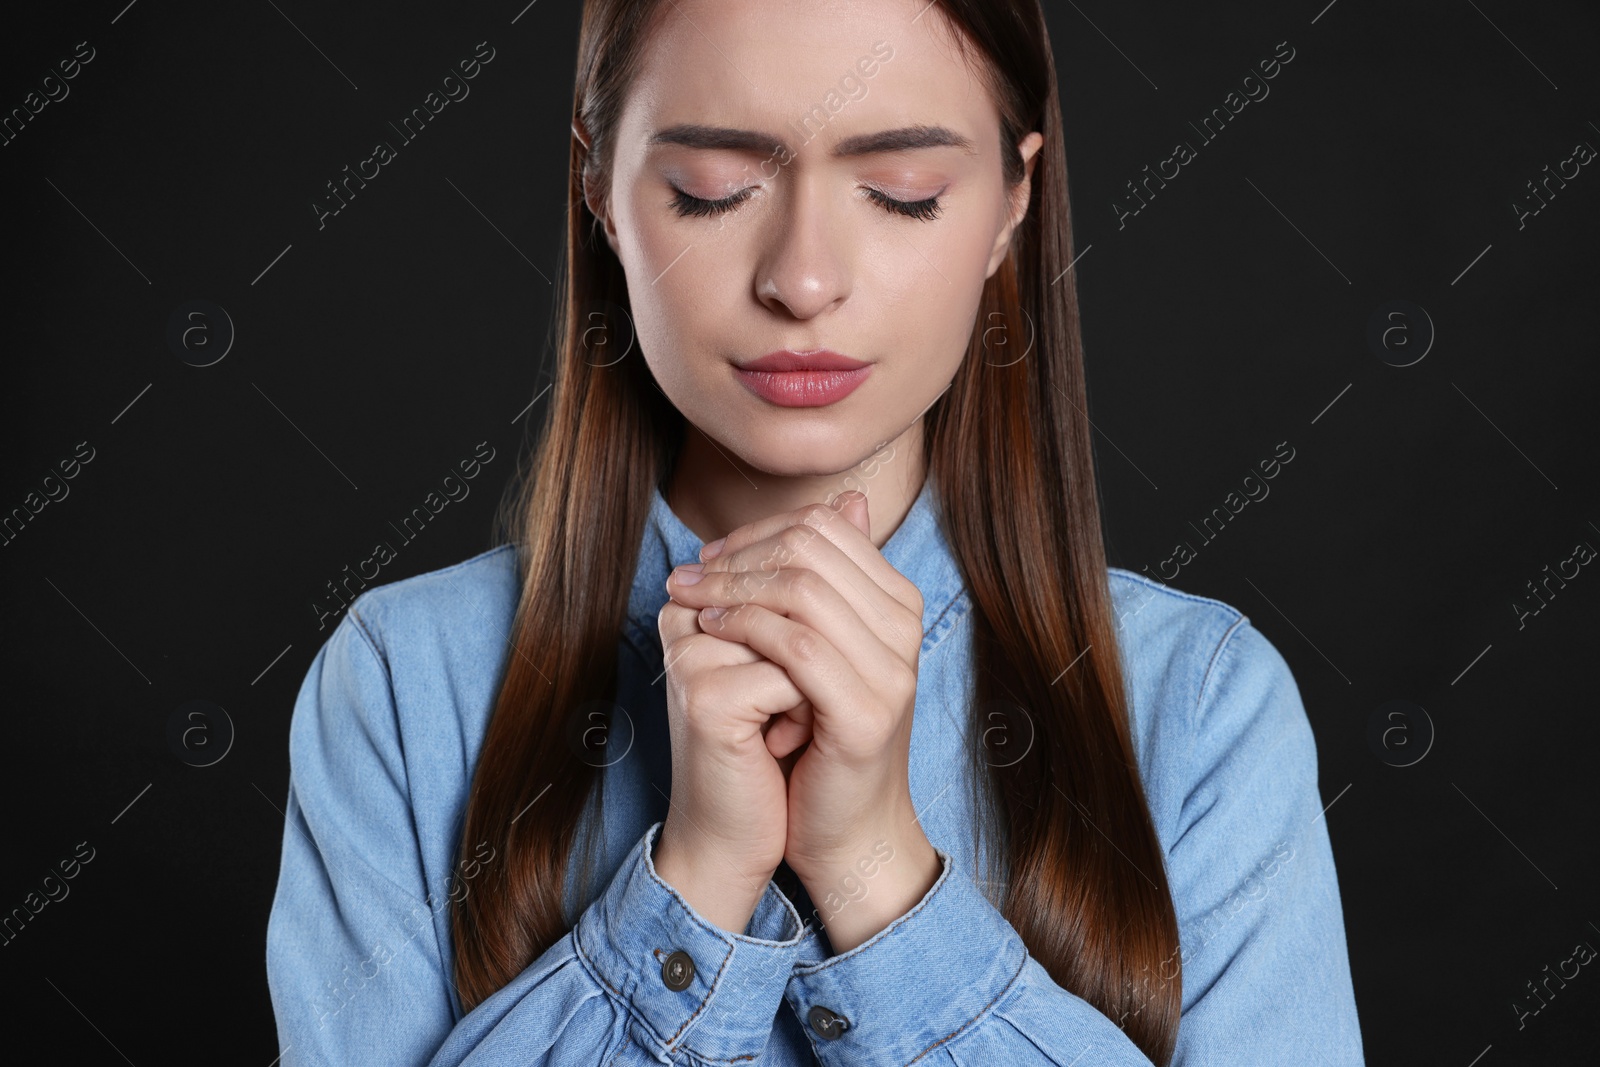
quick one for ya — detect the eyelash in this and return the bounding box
[669,186,944,222]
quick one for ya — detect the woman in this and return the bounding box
[266,0,1366,1063]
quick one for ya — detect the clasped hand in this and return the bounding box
[658,490,932,904]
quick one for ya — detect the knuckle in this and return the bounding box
[725,568,759,599]
[889,658,918,696]
[799,503,835,530]
[679,690,708,730]
[865,714,900,750]
[778,522,817,560]
[684,677,742,735]
[786,568,826,606]
[658,602,696,647]
[783,625,821,664]
[752,543,784,579]
[700,603,739,634]
[663,630,709,675]
[673,653,713,711]
[724,576,759,610]
[900,603,924,645]
[847,705,898,750]
[897,575,925,616]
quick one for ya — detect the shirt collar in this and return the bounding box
[624,476,966,654]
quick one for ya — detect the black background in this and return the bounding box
[3,1,1597,1063]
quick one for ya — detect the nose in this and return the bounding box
[754,171,853,320]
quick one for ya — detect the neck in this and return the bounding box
[663,419,927,550]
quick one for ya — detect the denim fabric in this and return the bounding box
[267,475,1366,1064]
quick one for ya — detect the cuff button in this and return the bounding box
[808,1004,849,1040]
[661,949,696,991]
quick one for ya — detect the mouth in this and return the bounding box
[736,349,871,372]
[732,350,873,408]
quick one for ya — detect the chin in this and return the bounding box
[739,446,869,481]
[720,423,886,481]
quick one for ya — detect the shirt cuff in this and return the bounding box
[574,820,820,1062]
[783,845,1028,1065]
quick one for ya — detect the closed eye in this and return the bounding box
[669,186,753,218]
[668,185,944,222]
[863,187,943,221]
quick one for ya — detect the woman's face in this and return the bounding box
[596,0,1041,479]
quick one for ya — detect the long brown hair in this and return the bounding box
[450,1,1181,1060]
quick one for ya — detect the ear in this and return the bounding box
[574,115,620,255]
[585,178,620,257]
[985,131,1045,280]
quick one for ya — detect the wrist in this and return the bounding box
[796,832,942,955]
[651,824,772,935]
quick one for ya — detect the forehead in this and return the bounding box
[622,0,999,155]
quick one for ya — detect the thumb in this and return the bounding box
[832,490,870,540]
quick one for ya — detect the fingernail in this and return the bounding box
[672,563,704,585]
[701,537,726,560]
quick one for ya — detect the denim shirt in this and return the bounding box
[266,475,1366,1065]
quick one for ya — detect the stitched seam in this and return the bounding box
[666,961,770,1064]
[682,1044,763,1063]
[605,1027,633,1067]
[577,921,686,1065]
[791,867,1020,1063]
[596,844,748,1049]
[904,952,1029,1065]
[345,545,516,628]
[1107,566,1246,613]
[1181,614,1252,849]
[794,859,952,978]
[578,917,782,1056]
[1195,615,1250,724]
[350,543,516,622]
[920,589,969,655]
[338,603,463,1019]
[346,604,386,667]
[400,542,515,584]
[642,833,812,948]
[746,877,810,945]
[659,927,736,1046]
[573,927,627,1000]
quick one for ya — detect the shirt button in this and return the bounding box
[808,1004,849,1040]
[660,950,696,991]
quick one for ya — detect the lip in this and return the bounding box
[732,349,873,408]
[737,349,871,372]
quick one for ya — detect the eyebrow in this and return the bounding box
[647,123,977,158]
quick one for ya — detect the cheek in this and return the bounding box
[615,186,678,287]
[615,194,726,387]
[630,288,706,398]
[871,218,992,357]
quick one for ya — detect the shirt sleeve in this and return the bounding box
[778,619,1366,1066]
[266,609,818,1066]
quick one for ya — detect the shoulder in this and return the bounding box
[320,544,523,772]
[1106,568,1313,832]
[1106,566,1253,732]
[283,545,528,980]
[342,543,521,663]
